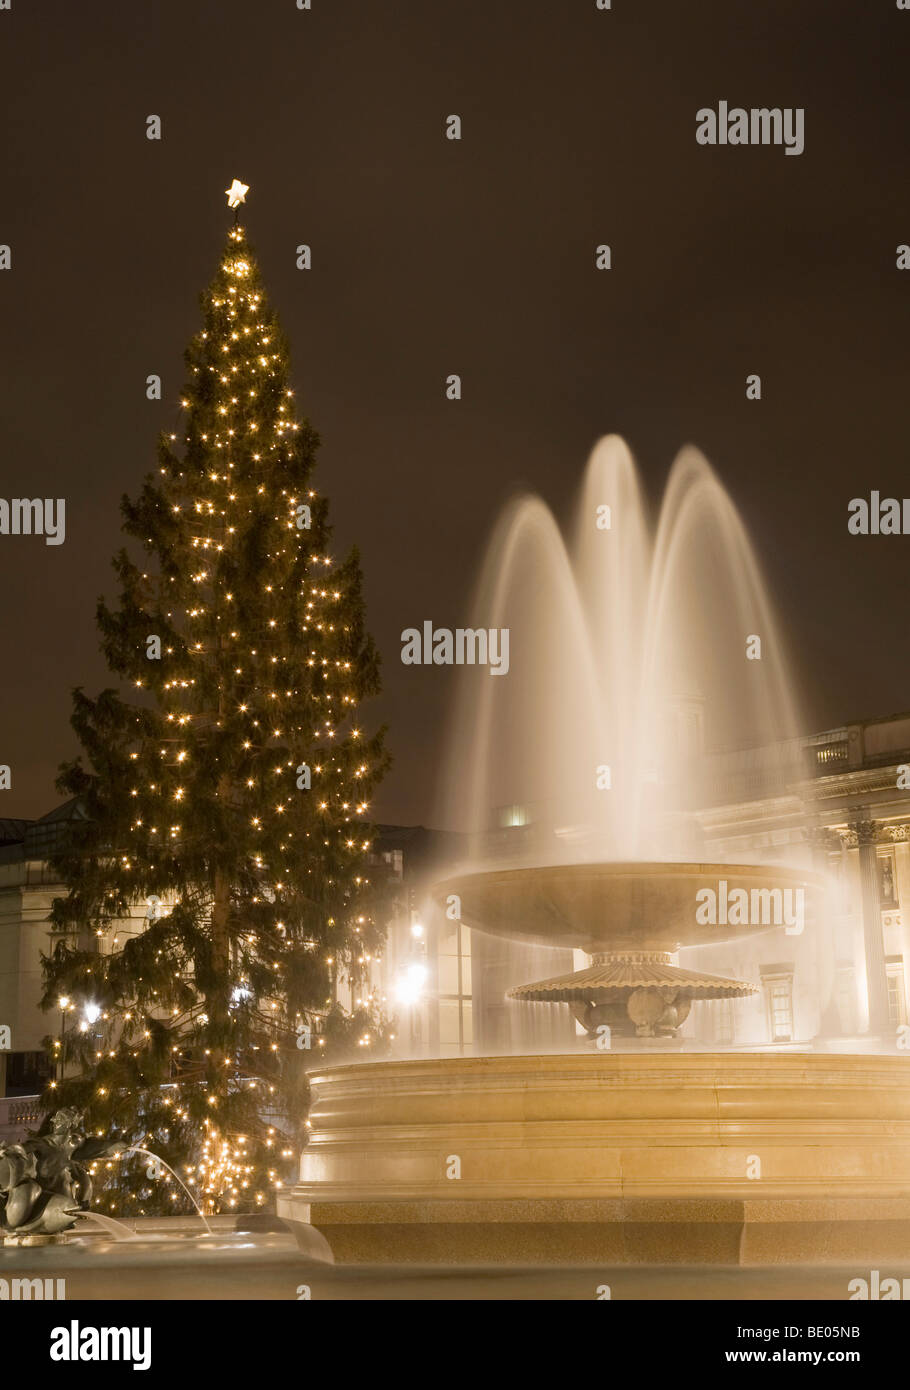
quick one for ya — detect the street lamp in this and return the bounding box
[393,962,428,1051]
[79,1002,102,1042]
[393,962,427,1007]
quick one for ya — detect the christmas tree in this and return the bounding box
[40,183,391,1217]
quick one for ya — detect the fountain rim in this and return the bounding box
[433,858,824,953]
[297,1051,909,1088]
[436,859,825,890]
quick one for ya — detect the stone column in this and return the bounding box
[854,820,891,1036]
[806,825,839,1038]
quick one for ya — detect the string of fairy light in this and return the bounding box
[48,182,385,1215]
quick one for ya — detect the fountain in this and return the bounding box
[0,1108,127,1244]
[437,860,817,1041]
[0,1110,223,1248]
[0,1109,333,1295]
[278,437,910,1263]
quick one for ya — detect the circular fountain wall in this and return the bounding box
[278,1052,910,1264]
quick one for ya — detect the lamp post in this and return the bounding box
[57,996,70,1082]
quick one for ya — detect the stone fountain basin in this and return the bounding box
[436,860,821,954]
[278,1052,910,1265]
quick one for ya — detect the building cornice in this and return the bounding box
[795,765,907,801]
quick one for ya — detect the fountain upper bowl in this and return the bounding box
[435,860,822,954]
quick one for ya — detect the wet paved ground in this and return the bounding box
[1,1235,897,1299]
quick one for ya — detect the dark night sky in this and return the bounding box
[1,0,909,825]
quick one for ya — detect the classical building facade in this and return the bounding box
[695,711,910,1049]
[0,801,87,1103]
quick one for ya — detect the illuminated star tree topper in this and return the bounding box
[225,179,250,210]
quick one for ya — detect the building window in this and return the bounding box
[4,1051,52,1097]
[380,849,403,879]
[879,854,898,906]
[765,976,794,1042]
[886,961,907,1029]
[814,741,848,769]
[713,997,734,1044]
[435,916,473,1056]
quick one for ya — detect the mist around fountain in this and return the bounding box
[429,436,830,1056]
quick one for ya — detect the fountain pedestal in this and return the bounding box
[510,949,755,1038]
